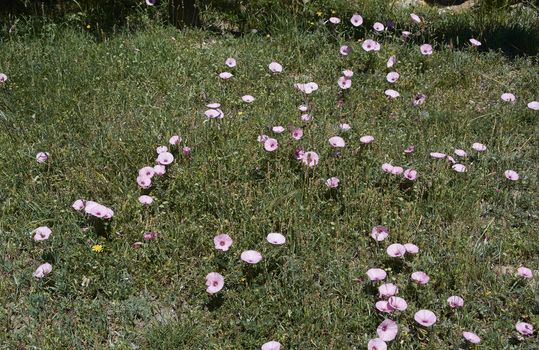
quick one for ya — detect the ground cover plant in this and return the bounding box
[0,5,538,349]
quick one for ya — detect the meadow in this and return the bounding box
[0,6,538,349]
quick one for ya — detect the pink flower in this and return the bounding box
[360,135,374,144]
[410,13,422,23]
[404,145,415,154]
[382,163,394,173]
[515,322,534,336]
[388,296,407,311]
[72,199,85,211]
[390,166,403,175]
[340,45,351,56]
[241,250,262,264]
[414,309,437,327]
[156,147,167,155]
[264,138,278,152]
[291,128,303,140]
[34,226,52,241]
[207,103,221,109]
[377,319,398,341]
[386,72,400,83]
[367,268,387,281]
[272,126,285,133]
[169,135,181,145]
[362,39,380,52]
[0,73,8,83]
[145,0,156,5]
[326,177,340,188]
[138,195,153,205]
[412,93,426,106]
[463,331,481,344]
[528,101,539,110]
[385,89,400,99]
[219,72,233,79]
[343,69,354,78]
[379,283,399,298]
[501,93,516,102]
[329,17,341,24]
[300,113,312,121]
[205,272,224,294]
[339,123,351,131]
[267,232,286,245]
[404,243,419,254]
[454,149,467,157]
[328,136,345,148]
[294,148,305,160]
[517,266,533,278]
[157,152,174,165]
[411,271,430,285]
[268,62,283,73]
[205,109,223,119]
[376,300,393,313]
[225,57,236,68]
[298,104,308,112]
[139,166,155,178]
[35,152,49,163]
[84,201,114,219]
[371,225,389,241]
[301,151,319,167]
[261,341,281,350]
[242,95,255,103]
[504,170,519,181]
[472,142,487,152]
[258,135,269,143]
[404,169,417,181]
[214,233,233,251]
[402,31,411,39]
[452,164,467,173]
[143,231,158,241]
[387,55,396,68]
[137,176,152,189]
[420,44,433,55]
[33,263,52,278]
[368,338,387,350]
[338,76,351,89]
[373,22,385,31]
[387,244,406,257]
[430,152,446,159]
[447,296,464,308]
[351,14,363,26]
[153,164,166,176]
[469,38,482,47]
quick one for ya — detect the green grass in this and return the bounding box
[0,20,538,349]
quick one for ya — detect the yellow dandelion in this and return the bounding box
[86,24,91,29]
[331,10,336,14]
[92,244,103,253]
[316,11,323,17]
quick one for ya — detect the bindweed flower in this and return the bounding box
[329,17,341,24]
[241,250,262,264]
[501,93,516,102]
[268,62,283,73]
[377,319,398,341]
[388,296,407,311]
[138,195,153,205]
[412,93,426,106]
[454,149,467,157]
[214,233,233,251]
[242,95,255,103]
[72,199,85,211]
[420,44,433,55]
[362,39,380,52]
[261,341,281,350]
[373,22,385,31]
[517,266,533,279]
[264,138,278,152]
[469,38,482,47]
[404,243,419,254]
[379,283,399,298]
[367,268,387,281]
[360,135,374,144]
[219,72,233,79]
[385,89,400,99]
[340,123,351,131]
[137,176,152,189]
[156,146,168,154]
[390,166,403,175]
[430,152,446,159]
[300,113,312,122]
[340,45,351,56]
[368,338,387,350]
[415,309,437,327]
[145,0,156,6]
[328,136,345,148]
[291,128,303,140]
[301,151,319,167]
[463,331,481,344]
[205,109,223,119]
[410,13,421,23]
[504,170,519,181]
[84,201,114,219]
[325,177,340,188]
[386,72,399,83]
[143,231,158,241]
[528,101,539,110]
[139,166,155,178]
[205,272,224,294]
[404,169,417,181]
[0,73,8,83]
[343,70,353,78]
[272,126,285,133]
[371,225,389,241]
[376,300,393,313]
[183,146,191,157]
[452,164,467,173]
[294,148,305,160]
[298,104,308,112]
[36,152,50,163]
[157,152,174,165]
[411,271,430,285]
[402,31,411,39]
[338,76,351,89]
[33,263,52,278]
[472,142,487,152]
[387,55,396,68]
[404,145,415,154]
[169,135,181,145]
[34,226,52,241]
[515,322,534,336]
[387,244,406,257]
[153,164,166,176]
[447,296,464,308]
[382,163,394,173]
[207,103,220,109]
[225,57,236,68]
[350,14,363,26]
[267,232,286,245]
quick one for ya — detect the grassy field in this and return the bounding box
[0,12,538,349]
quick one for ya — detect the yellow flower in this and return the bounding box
[92,244,103,253]
[237,111,244,116]
[331,10,336,14]
[86,24,91,29]
[316,11,323,17]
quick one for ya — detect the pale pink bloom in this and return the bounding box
[517,266,533,278]
[291,128,303,140]
[404,243,419,254]
[447,155,455,164]
[72,199,85,211]
[402,31,411,39]
[371,225,389,241]
[385,89,400,99]
[301,113,312,121]
[326,177,340,188]
[205,272,224,294]
[182,147,190,156]
[342,69,353,78]
[515,322,534,336]
[339,123,351,131]
[294,148,305,160]
[472,142,487,151]
[205,109,223,119]
[386,72,400,83]
[298,104,308,112]
[528,101,539,110]
[452,164,467,173]
[207,103,221,108]
[447,296,464,308]
[132,241,143,250]
[169,135,181,145]
[350,14,363,26]
[404,145,415,154]
[137,176,152,189]
[143,231,158,241]
[258,134,269,143]
[225,57,236,68]
[376,300,393,313]
[153,164,166,176]
[219,72,233,79]
[33,263,52,278]
[340,45,351,56]
[411,271,430,285]
[381,163,394,173]
[35,152,49,163]
[368,338,387,350]
[373,22,385,31]
[410,13,421,23]
[0,73,7,83]
[84,201,114,219]
[420,44,433,55]
[463,332,481,344]
[261,341,281,350]
[360,135,374,144]
[268,62,283,73]
[301,151,319,167]
[501,93,516,102]
[267,232,286,245]
[306,82,319,93]
[377,319,398,341]
[390,166,403,175]
[430,152,446,159]
[157,152,174,165]
[139,166,155,178]
[379,283,399,298]
[362,39,379,52]
[264,138,278,152]
[138,195,153,205]
[504,170,519,181]
[415,310,437,327]
[412,93,426,106]
[145,0,156,5]
[367,268,387,281]
[329,136,345,148]
[272,126,285,133]
[454,149,467,157]
[387,55,396,68]
[242,95,255,103]
[214,233,233,251]
[469,38,481,47]
[34,226,52,241]
[338,76,351,89]
[156,146,168,154]
[388,296,407,311]
[329,17,341,24]
[404,169,417,181]
[241,250,262,264]
[387,244,406,257]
